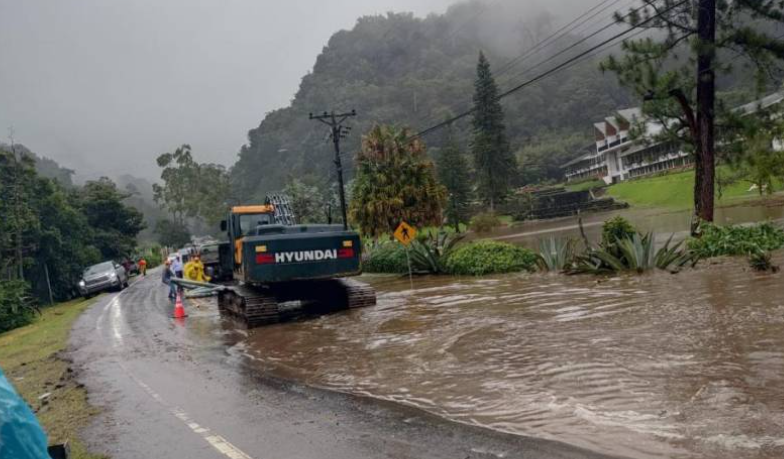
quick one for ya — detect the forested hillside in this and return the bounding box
[230,1,633,202]
[0,142,75,187]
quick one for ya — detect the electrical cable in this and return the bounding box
[411,0,690,140]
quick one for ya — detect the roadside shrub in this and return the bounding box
[445,241,537,275]
[0,280,38,334]
[363,242,409,274]
[688,222,784,257]
[469,212,503,233]
[601,216,636,246]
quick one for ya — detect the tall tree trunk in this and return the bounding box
[695,0,716,224]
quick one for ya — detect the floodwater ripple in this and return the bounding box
[238,256,784,459]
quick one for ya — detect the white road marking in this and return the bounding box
[130,371,254,459]
[110,297,124,347]
[95,283,255,459]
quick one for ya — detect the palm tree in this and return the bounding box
[349,124,446,238]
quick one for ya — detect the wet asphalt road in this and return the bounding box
[69,270,621,459]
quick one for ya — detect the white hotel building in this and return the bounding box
[562,91,784,184]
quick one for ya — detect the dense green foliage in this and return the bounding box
[154,219,193,248]
[0,147,143,308]
[0,143,74,187]
[601,216,637,247]
[80,178,146,260]
[444,241,537,276]
[362,242,409,273]
[436,135,472,232]
[153,144,231,231]
[230,6,633,200]
[471,52,516,208]
[363,235,536,276]
[349,125,446,237]
[0,280,37,333]
[688,222,784,258]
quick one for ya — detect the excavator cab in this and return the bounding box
[221,205,275,271]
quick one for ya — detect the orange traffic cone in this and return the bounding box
[173,292,188,319]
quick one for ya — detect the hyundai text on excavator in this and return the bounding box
[216,195,376,327]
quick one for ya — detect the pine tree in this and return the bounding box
[436,134,472,232]
[601,0,784,227]
[471,51,516,211]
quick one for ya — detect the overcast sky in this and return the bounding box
[0,0,457,181]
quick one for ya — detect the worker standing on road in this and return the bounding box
[138,257,147,276]
[172,255,183,278]
[162,260,177,300]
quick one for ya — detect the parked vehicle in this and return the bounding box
[77,261,129,298]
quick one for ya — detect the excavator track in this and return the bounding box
[217,279,376,329]
[338,279,377,309]
[218,285,282,328]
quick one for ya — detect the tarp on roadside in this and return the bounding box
[0,366,50,459]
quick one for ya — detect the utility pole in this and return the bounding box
[309,110,356,230]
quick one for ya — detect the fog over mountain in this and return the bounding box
[0,0,601,182]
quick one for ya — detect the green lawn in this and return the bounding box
[0,298,106,459]
[606,168,779,209]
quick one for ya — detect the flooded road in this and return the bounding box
[236,255,784,459]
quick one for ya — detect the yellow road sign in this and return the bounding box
[393,221,417,246]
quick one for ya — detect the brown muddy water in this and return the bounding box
[231,254,784,459]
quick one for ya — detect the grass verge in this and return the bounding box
[0,297,105,459]
[606,167,782,209]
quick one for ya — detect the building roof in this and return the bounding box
[733,90,784,115]
[616,107,642,124]
[561,145,597,168]
[605,116,621,130]
[593,122,607,136]
[562,90,784,170]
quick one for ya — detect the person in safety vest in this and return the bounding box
[183,254,210,282]
[138,257,147,276]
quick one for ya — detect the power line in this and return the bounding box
[411,0,640,132]
[494,0,626,78]
[411,0,690,140]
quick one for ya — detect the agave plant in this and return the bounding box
[654,234,700,272]
[536,237,577,272]
[569,233,700,274]
[409,230,464,274]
